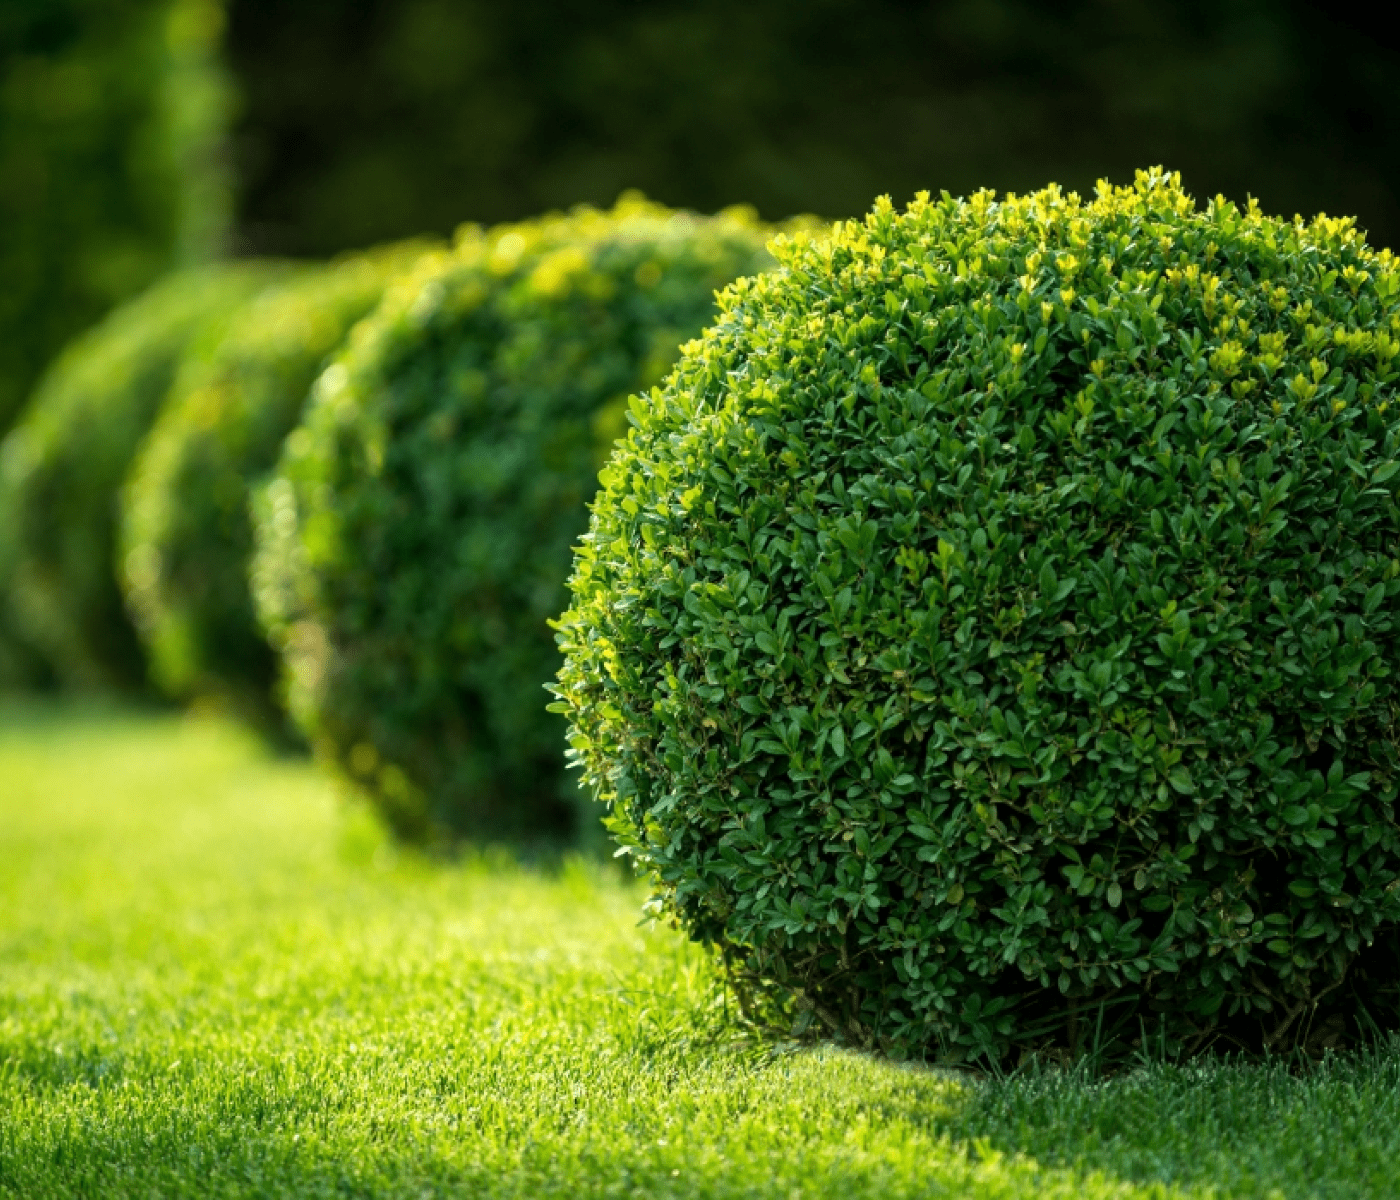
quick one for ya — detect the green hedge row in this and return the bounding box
[0,262,287,692]
[120,240,436,729]
[0,195,797,852]
[251,196,794,842]
[13,168,1394,1066]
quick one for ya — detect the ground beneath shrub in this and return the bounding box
[1,702,1397,1199]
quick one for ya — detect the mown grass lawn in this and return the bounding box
[2,705,1399,1198]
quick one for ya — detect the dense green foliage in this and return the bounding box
[120,241,434,728]
[553,170,1400,1064]
[0,263,286,692]
[252,197,786,843]
[0,0,232,436]
[4,704,1400,1200]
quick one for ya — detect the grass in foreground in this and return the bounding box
[1,704,1398,1198]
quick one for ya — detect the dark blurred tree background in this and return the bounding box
[0,0,230,435]
[6,0,1400,439]
[227,0,1400,259]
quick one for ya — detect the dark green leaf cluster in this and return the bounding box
[120,241,435,728]
[252,196,788,843]
[553,169,1400,1063]
[0,262,286,691]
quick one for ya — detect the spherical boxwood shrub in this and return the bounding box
[120,241,435,727]
[0,262,288,691]
[551,170,1400,1063]
[252,196,791,843]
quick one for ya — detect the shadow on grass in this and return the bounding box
[1,1037,1210,1200]
[944,1037,1400,1200]
[12,966,1396,1196]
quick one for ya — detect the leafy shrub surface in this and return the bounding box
[0,262,288,691]
[120,241,434,727]
[252,196,787,843]
[552,170,1400,1063]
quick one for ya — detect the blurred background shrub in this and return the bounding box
[251,198,784,843]
[0,0,231,437]
[120,239,436,730]
[0,262,286,693]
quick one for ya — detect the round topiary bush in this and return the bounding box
[0,262,289,691]
[252,195,793,843]
[120,240,435,728]
[551,169,1400,1064]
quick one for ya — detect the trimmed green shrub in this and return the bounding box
[252,196,790,842]
[551,169,1400,1064]
[0,0,233,437]
[0,262,288,692]
[120,240,435,728]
